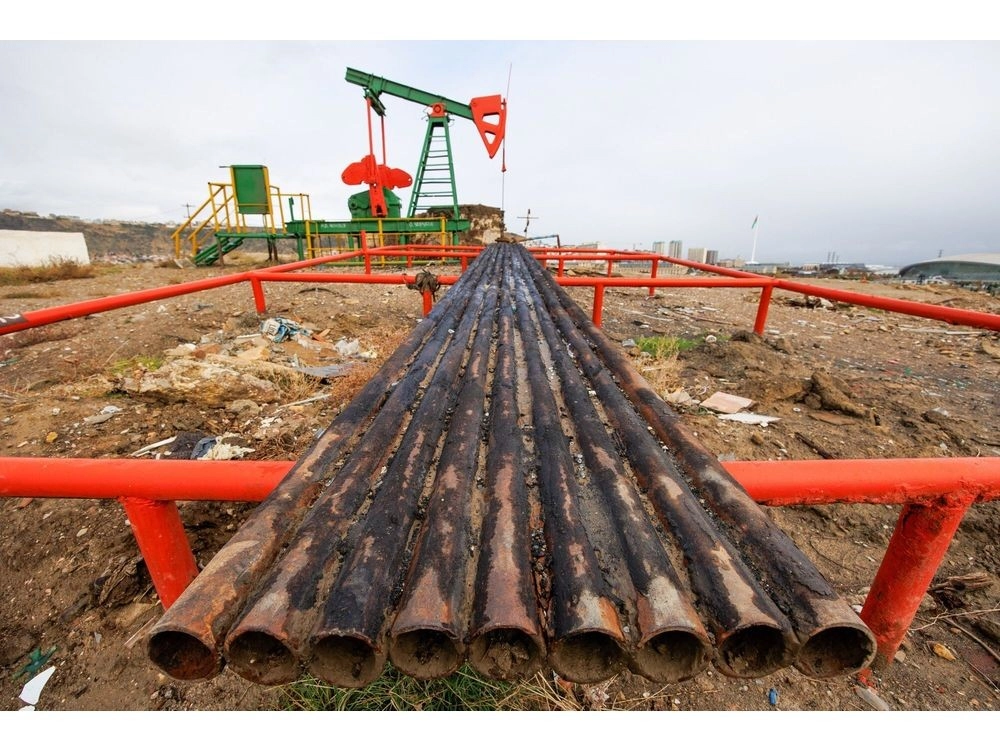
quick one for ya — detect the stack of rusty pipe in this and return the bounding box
[148,243,876,688]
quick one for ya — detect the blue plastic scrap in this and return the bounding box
[261,317,309,343]
[767,687,779,706]
[15,646,57,681]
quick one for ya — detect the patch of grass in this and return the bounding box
[634,336,696,396]
[278,664,577,711]
[636,335,698,357]
[0,258,95,286]
[109,354,165,375]
[1,290,55,299]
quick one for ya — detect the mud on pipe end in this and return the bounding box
[715,624,796,678]
[631,628,712,684]
[147,628,221,681]
[795,624,877,678]
[389,628,465,680]
[225,631,300,686]
[308,633,386,688]
[468,627,546,681]
[549,631,626,684]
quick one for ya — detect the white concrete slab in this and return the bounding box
[0,229,90,267]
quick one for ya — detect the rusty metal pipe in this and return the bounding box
[307,249,503,687]
[467,266,546,681]
[516,248,797,678]
[222,249,502,686]
[511,256,626,684]
[387,257,502,679]
[150,250,494,682]
[511,255,711,683]
[537,253,877,677]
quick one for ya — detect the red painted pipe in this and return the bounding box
[554,277,770,288]
[860,497,973,662]
[753,284,775,335]
[3,457,997,505]
[118,496,200,609]
[726,457,1000,506]
[645,256,1000,332]
[249,272,460,286]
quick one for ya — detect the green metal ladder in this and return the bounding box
[407,117,459,219]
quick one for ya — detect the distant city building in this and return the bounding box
[669,240,683,258]
[687,247,707,263]
[652,241,666,254]
[705,249,719,265]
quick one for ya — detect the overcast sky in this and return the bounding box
[2,37,998,267]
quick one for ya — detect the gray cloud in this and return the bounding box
[1,41,997,267]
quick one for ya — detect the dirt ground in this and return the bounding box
[1,249,998,712]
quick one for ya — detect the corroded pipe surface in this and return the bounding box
[535,252,876,677]
[150,242,874,687]
[517,252,795,678]
[150,254,492,681]
[467,267,546,680]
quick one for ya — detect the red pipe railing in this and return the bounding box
[3,242,999,660]
[2,456,996,656]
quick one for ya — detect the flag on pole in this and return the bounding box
[751,215,758,229]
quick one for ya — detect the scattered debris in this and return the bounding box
[700,391,754,414]
[931,642,958,661]
[14,646,57,681]
[808,411,857,426]
[192,434,255,461]
[854,683,891,711]
[718,413,781,426]
[664,389,699,407]
[261,317,310,343]
[767,687,779,706]
[130,436,176,457]
[795,431,838,459]
[19,665,56,709]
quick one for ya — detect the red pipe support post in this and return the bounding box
[592,284,605,326]
[649,258,659,297]
[118,496,200,609]
[860,496,973,663]
[754,284,774,335]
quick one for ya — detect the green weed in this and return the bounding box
[279,664,573,711]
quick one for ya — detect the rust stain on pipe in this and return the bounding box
[533,251,876,677]
[515,251,792,678]
[308,254,502,687]
[151,242,876,688]
[512,262,626,684]
[387,265,500,680]
[151,253,494,682]
[467,264,546,680]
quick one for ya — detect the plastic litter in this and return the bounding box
[19,666,56,708]
[261,317,310,343]
[767,687,778,706]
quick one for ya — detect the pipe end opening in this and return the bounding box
[469,628,545,680]
[309,634,382,688]
[718,625,792,678]
[226,631,299,685]
[550,632,624,684]
[148,631,219,681]
[796,626,877,678]
[389,629,463,680]
[634,630,710,683]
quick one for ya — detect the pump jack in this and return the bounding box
[342,68,507,222]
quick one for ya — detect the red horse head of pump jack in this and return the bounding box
[342,67,507,220]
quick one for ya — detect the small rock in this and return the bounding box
[930,642,956,661]
[76,527,88,538]
[45,431,58,443]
